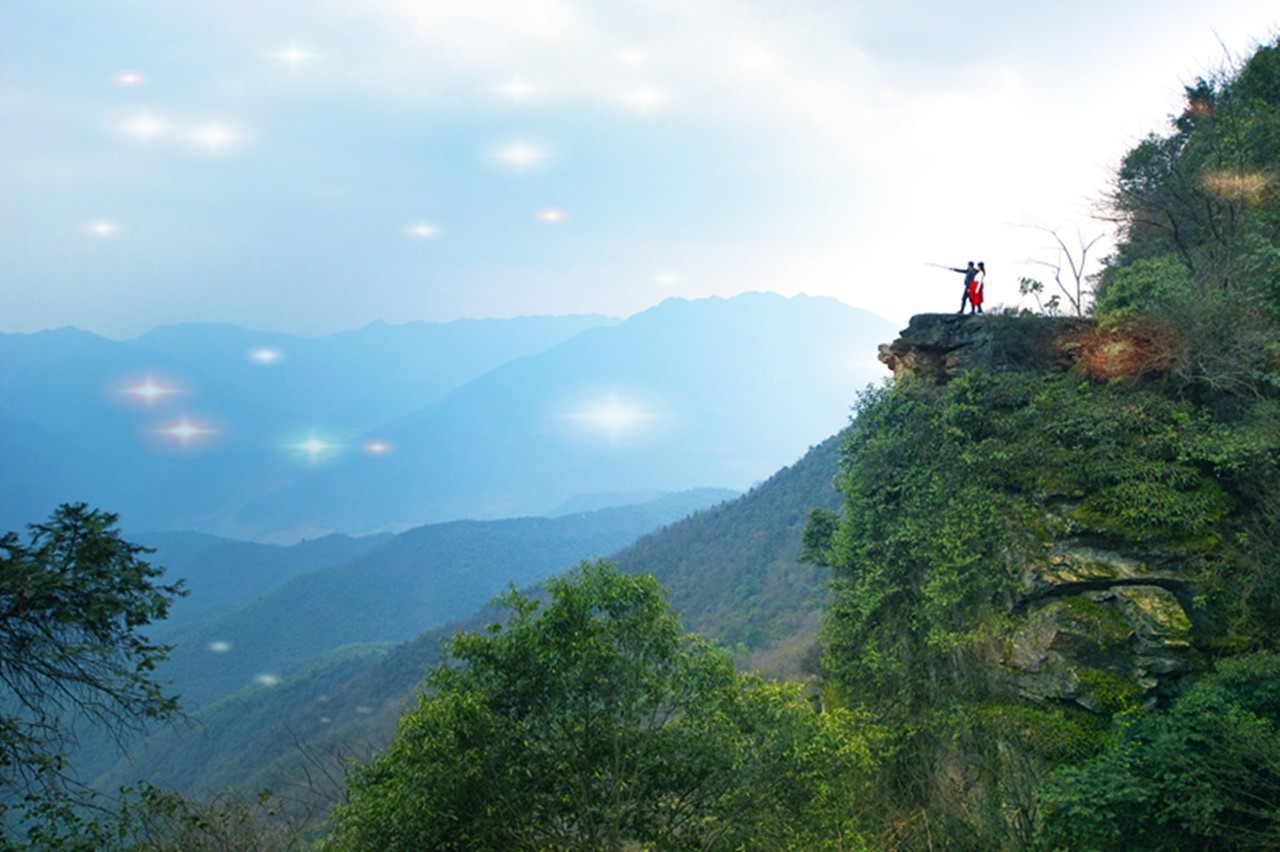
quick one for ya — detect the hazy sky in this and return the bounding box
[3,1,1277,338]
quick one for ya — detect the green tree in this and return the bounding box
[1,503,185,842]
[1100,38,1280,401]
[1042,652,1280,849]
[1108,41,1280,283]
[324,559,873,850]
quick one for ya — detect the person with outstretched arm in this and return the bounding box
[952,261,978,314]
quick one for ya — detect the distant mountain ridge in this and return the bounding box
[1,293,892,541]
[0,314,611,535]
[227,293,891,537]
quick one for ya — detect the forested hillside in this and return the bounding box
[616,432,844,676]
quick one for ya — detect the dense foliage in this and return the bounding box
[1042,651,1280,849]
[324,560,874,850]
[1100,36,1280,402]
[806,364,1280,844]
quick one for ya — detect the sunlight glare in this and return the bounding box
[121,376,178,404]
[1201,169,1271,205]
[564,391,662,444]
[288,433,340,463]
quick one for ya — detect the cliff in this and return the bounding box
[815,306,1280,846]
[879,312,1172,384]
[874,312,1198,711]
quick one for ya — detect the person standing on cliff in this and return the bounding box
[969,262,985,314]
[951,261,978,314]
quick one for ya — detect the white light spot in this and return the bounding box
[115,70,146,87]
[247,346,284,365]
[535,208,567,224]
[255,674,281,687]
[121,376,178,404]
[185,121,247,154]
[288,433,340,463]
[404,221,440,240]
[208,640,232,653]
[271,45,318,67]
[619,85,668,115]
[494,77,542,102]
[117,111,172,142]
[355,705,373,714]
[84,220,120,238]
[654,272,682,288]
[564,391,662,444]
[154,417,217,446]
[490,139,551,171]
[363,440,393,456]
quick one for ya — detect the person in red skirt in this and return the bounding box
[968,261,985,314]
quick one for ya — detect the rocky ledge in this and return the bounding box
[878,313,1087,382]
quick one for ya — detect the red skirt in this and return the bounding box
[969,280,984,306]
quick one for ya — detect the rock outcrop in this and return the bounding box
[878,314,1085,381]
[1007,536,1197,710]
[879,312,1173,384]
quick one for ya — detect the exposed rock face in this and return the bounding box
[878,313,1090,382]
[1007,538,1196,710]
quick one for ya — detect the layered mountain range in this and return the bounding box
[1,292,894,540]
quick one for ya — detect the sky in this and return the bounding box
[2,1,1278,339]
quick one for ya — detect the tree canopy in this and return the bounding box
[1,503,185,842]
[324,559,874,850]
[1099,36,1280,402]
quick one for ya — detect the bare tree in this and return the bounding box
[1018,224,1106,316]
